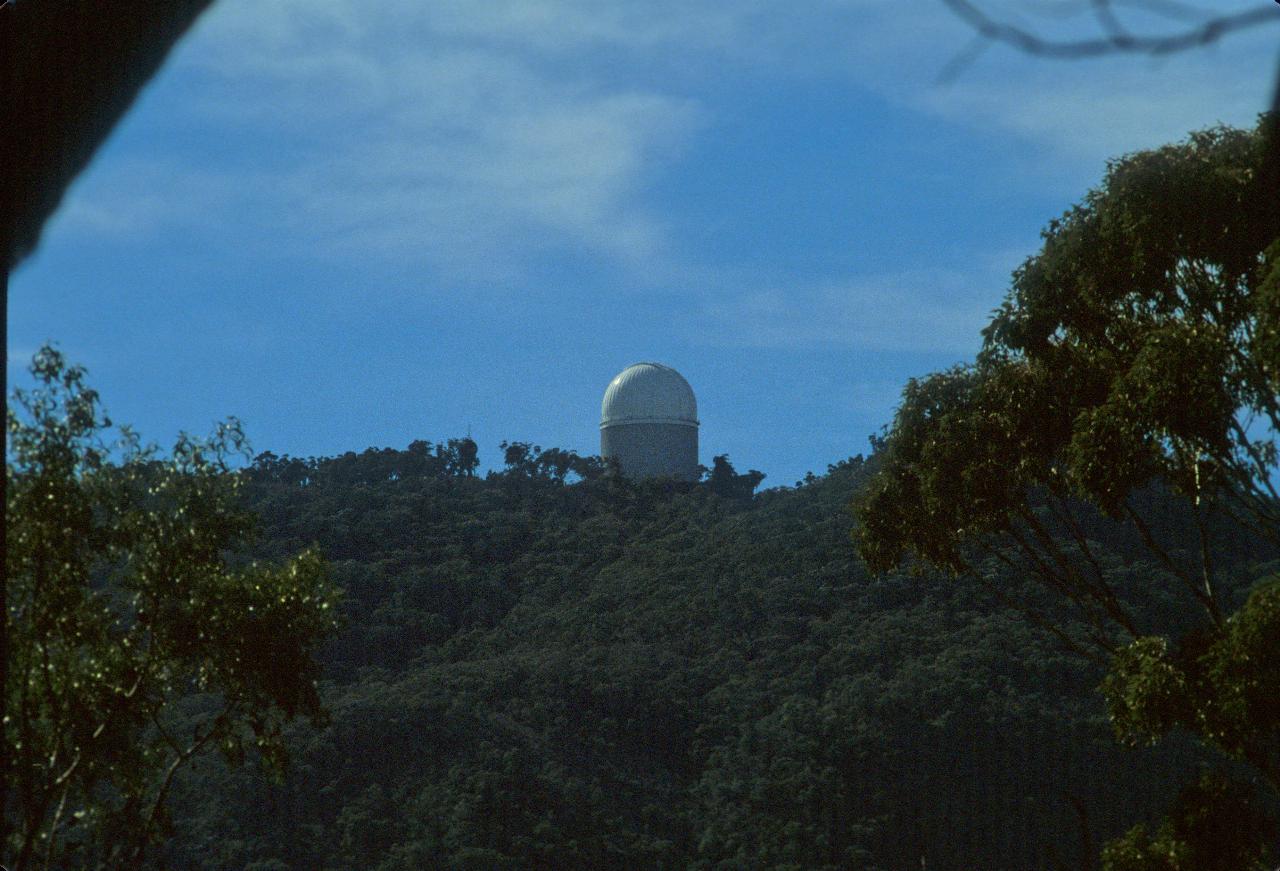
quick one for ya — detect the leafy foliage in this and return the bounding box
[855,117,1280,867]
[1103,575,1280,777]
[857,117,1277,604]
[130,441,1255,870]
[4,347,341,870]
[1101,773,1274,871]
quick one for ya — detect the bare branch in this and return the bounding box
[1110,0,1240,26]
[940,0,1279,59]
[43,779,72,871]
[1194,502,1223,627]
[1228,418,1280,503]
[1090,0,1137,49]
[1016,503,1138,640]
[938,34,995,83]
[1002,519,1121,651]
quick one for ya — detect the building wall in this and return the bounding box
[600,422,699,481]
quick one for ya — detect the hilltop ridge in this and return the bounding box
[159,441,1273,870]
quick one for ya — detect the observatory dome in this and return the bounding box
[601,363,698,428]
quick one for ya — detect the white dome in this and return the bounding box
[601,363,698,428]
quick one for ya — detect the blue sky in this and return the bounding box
[11,1,1278,486]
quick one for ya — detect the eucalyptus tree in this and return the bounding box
[855,117,1279,868]
[4,346,340,870]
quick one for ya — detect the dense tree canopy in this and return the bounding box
[90,438,1264,870]
[859,117,1276,588]
[855,117,1280,867]
[3,348,340,870]
[4,354,1260,868]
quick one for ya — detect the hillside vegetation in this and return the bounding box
[157,441,1275,870]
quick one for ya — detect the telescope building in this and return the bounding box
[600,362,699,481]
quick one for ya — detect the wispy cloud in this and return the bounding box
[272,83,699,274]
[7,347,37,370]
[909,46,1274,166]
[44,4,706,282]
[688,269,995,355]
[189,0,1276,178]
[56,160,246,240]
[158,6,704,279]
[51,0,1275,281]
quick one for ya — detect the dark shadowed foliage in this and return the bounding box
[131,438,1278,870]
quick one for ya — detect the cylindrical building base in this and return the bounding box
[601,422,698,481]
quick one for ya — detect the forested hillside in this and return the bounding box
[157,441,1275,870]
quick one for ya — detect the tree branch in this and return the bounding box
[1003,519,1120,651]
[1193,502,1223,628]
[969,546,1110,664]
[1227,418,1279,504]
[1041,490,1139,636]
[1016,503,1137,640]
[940,0,1278,59]
[42,777,72,871]
[124,702,235,867]
[1122,502,1221,625]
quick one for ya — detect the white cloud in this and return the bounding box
[108,5,706,279]
[55,160,245,240]
[184,0,1276,174]
[908,45,1273,165]
[7,347,37,370]
[53,0,1276,280]
[259,81,698,275]
[688,269,995,354]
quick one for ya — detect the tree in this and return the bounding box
[1100,772,1275,871]
[4,346,340,870]
[704,455,766,500]
[496,441,608,482]
[854,117,1280,866]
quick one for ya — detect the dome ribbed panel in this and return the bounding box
[600,362,698,428]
